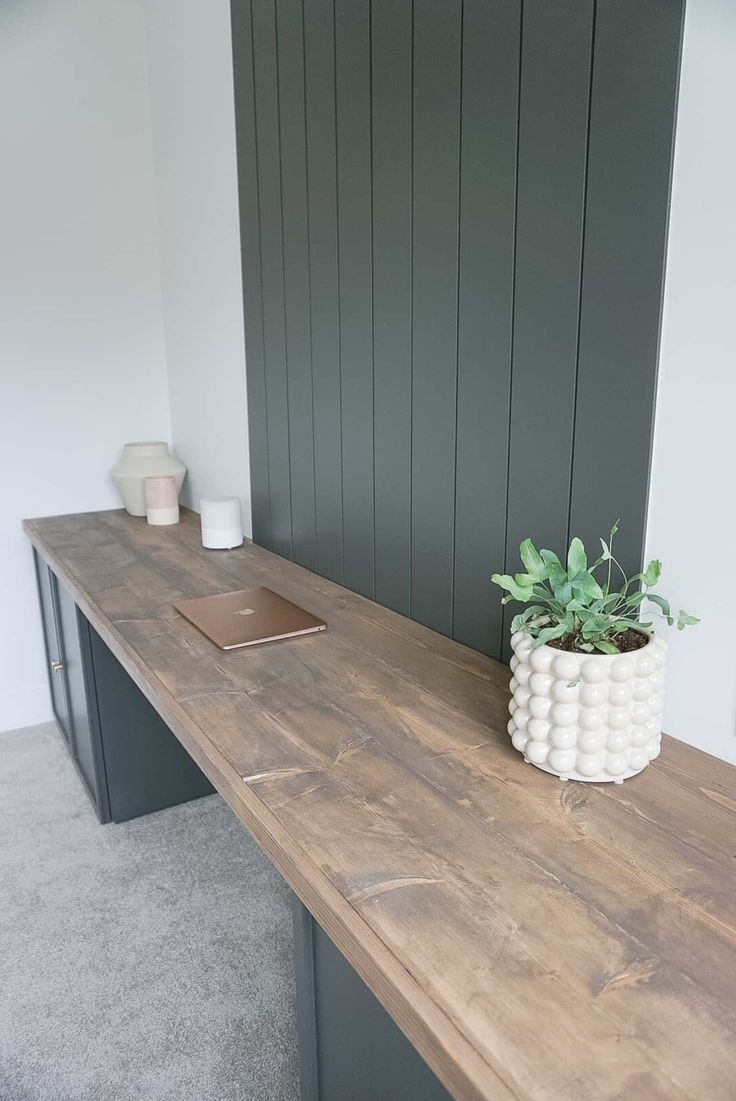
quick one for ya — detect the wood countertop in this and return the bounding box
[24,509,736,1101]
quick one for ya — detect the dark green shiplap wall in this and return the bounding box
[231,0,684,660]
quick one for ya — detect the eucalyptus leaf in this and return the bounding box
[568,571,604,601]
[593,639,620,655]
[582,616,607,639]
[641,558,662,587]
[573,607,595,623]
[609,618,647,634]
[567,537,587,576]
[519,539,547,581]
[490,573,536,603]
[531,622,568,648]
[644,593,672,619]
[510,605,548,632]
[539,548,562,568]
[676,611,699,629]
[514,572,537,588]
[539,549,566,584]
[553,581,574,606]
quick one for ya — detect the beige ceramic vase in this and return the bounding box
[111,442,186,517]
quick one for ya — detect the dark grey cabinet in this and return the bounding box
[86,623,216,822]
[34,550,214,824]
[293,899,451,1101]
[54,580,110,818]
[34,553,73,750]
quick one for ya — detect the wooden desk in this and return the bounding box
[25,509,736,1101]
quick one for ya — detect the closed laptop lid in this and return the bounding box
[174,586,326,650]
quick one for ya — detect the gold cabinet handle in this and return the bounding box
[51,660,63,672]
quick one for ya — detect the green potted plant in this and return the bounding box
[491,522,697,783]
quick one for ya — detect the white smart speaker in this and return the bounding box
[200,496,244,550]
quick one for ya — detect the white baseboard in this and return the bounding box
[0,684,52,733]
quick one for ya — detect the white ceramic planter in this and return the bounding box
[507,630,666,782]
[110,442,186,517]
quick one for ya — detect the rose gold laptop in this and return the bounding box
[174,586,327,650]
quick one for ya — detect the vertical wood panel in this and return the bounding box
[411,0,462,636]
[252,0,293,558]
[372,0,412,616]
[569,0,685,575]
[504,0,594,575]
[335,0,374,598]
[231,0,271,547]
[304,0,343,583]
[502,0,594,656]
[452,0,521,657]
[277,0,317,571]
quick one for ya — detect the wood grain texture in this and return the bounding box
[25,509,736,1101]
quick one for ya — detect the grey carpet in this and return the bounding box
[0,722,300,1101]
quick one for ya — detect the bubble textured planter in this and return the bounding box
[508,631,666,782]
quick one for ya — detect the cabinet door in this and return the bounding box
[55,582,108,819]
[34,551,73,748]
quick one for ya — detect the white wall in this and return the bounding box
[645,0,736,764]
[143,0,251,533]
[0,0,171,731]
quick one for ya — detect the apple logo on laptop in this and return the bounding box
[234,607,255,616]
